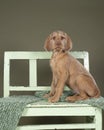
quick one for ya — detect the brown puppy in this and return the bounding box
[44,31,100,103]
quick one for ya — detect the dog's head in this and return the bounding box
[44,31,72,51]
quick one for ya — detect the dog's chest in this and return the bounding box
[50,52,66,72]
[50,57,57,69]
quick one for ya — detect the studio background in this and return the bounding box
[0,0,104,128]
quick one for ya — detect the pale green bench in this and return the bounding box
[3,51,102,130]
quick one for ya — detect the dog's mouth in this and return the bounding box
[54,47,62,51]
[53,46,66,53]
[55,44,62,48]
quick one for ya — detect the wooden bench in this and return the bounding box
[3,51,102,130]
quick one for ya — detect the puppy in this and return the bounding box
[44,31,100,103]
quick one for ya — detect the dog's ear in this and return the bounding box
[44,35,52,51]
[65,35,73,51]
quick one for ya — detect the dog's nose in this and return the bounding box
[56,41,61,45]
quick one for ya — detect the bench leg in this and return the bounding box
[95,108,102,130]
[85,108,102,130]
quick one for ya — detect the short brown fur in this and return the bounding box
[44,31,100,103]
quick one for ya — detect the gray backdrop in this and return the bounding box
[0,0,104,128]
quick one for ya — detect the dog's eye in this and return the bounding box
[61,36,65,40]
[52,36,56,40]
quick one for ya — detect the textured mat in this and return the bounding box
[0,96,37,130]
[35,91,104,109]
[0,92,104,130]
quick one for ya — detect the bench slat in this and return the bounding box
[17,123,95,130]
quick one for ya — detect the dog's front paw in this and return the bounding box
[48,97,59,103]
[65,96,76,102]
[43,92,55,98]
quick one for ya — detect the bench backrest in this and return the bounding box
[3,51,89,97]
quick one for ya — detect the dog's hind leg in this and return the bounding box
[66,91,89,102]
